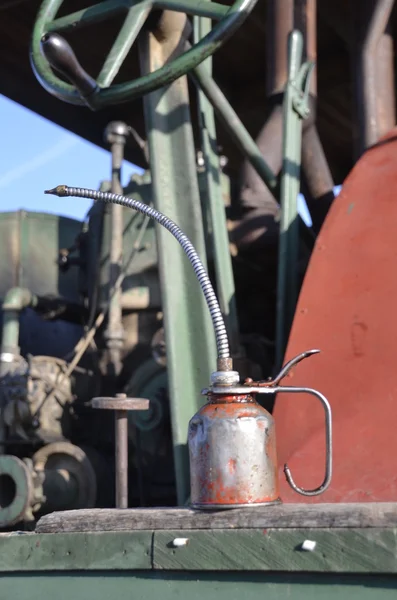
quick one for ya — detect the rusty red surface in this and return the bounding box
[189,394,279,506]
[273,129,397,503]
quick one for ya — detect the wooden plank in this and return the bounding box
[36,503,397,533]
[153,528,397,572]
[0,531,152,572]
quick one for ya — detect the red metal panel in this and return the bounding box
[274,129,397,502]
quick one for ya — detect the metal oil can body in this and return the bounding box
[188,393,280,509]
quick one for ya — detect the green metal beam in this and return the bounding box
[139,14,217,506]
[193,16,240,356]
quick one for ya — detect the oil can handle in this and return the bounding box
[273,386,332,496]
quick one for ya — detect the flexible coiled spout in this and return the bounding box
[45,185,230,363]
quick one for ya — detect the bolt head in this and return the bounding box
[104,121,130,143]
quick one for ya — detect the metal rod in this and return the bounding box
[191,48,313,246]
[193,16,240,356]
[115,405,129,509]
[275,31,309,369]
[104,122,129,378]
[191,61,278,192]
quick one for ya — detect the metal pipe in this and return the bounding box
[359,0,395,151]
[1,288,37,360]
[236,0,292,215]
[376,22,396,139]
[239,102,283,212]
[0,444,97,527]
[0,287,37,455]
[294,0,317,94]
[297,0,334,231]
[301,115,335,233]
[104,122,129,378]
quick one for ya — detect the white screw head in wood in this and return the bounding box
[301,539,316,552]
[172,538,189,547]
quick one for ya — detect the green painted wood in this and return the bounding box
[0,531,152,572]
[153,528,397,572]
[1,572,397,600]
[1,528,397,573]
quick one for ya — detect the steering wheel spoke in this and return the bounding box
[97,2,152,87]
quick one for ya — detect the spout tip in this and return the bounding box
[44,185,69,197]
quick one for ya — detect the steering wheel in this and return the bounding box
[30,0,257,109]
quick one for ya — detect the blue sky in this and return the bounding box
[0,94,142,221]
[0,93,323,225]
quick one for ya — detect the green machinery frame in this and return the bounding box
[29,0,313,505]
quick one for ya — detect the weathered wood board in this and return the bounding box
[36,502,397,533]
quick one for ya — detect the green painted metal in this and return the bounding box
[193,16,240,356]
[192,62,278,192]
[47,0,230,34]
[1,572,396,600]
[31,0,258,106]
[96,5,152,88]
[1,527,397,572]
[139,23,217,505]
[89,174,159,310]
[275,30,314,368]
[0,210,82,305]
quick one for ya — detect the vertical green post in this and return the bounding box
[193,16,240,356]
[139,14,217,505]
[276,30,312,369]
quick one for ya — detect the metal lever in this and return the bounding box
[206,348,333,497]
[40,33,98,103]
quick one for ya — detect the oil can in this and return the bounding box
[188,392,280,509]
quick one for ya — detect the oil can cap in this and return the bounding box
[210,370,240,386]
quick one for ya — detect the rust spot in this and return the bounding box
[351,321,368,357]
[228,458,237,474]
